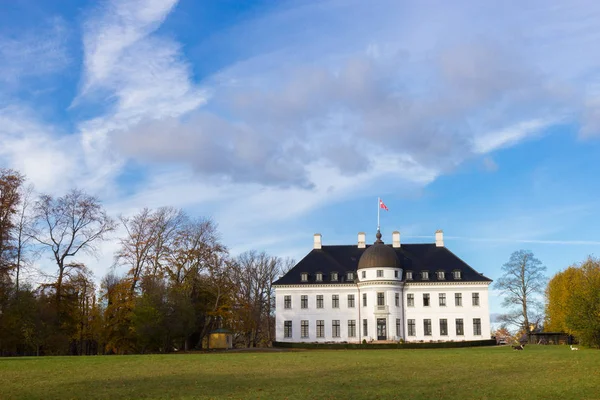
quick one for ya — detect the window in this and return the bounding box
[301,320,309,338]
[453,270,461,280]
[407,294,414,307]
[456,319,464,336]
[396,318,401,336]
[363,319,368,336]
[284,321,292,338]
[406,271,413,280]
[316,320,324,338]
[455,293,462,306]
[284,295,291,309]
[472,293,480,306]
[424,319,432,336]
[437,271,445,280]
[301,273,308,282]
[421,271,429,280]
[348,294,355,308]
[332,320,340,337]
[423,293,430,307]
[377,269,384,278]
[395,293,400,307]
[473,318,481,336]
[377,292,385,306]
[348,320,356,337]
[332,294,339,308]
[331,272,338,281]
[407,319,416,336]
[394,270,399,278]
[347,271,354,281]
[439,293,446,307]
[317,295,324,309]
[316,272,323,282]
[440,319,448,336]
[362,271,366,279]
[362,293,367,307]
[301,295,308,309]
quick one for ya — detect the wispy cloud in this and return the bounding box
[473,118,558,154]
[0,17,69,88]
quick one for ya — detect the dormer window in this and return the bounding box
[347,271,354,281]
[421,271,429,280]
[301,272,308,282]
[437,271,445,280]
[316,272,323,282]
[331,272,338,282]
[453,270,461,280]
[406,271,413,280]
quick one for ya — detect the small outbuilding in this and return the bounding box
[206,328,233,349]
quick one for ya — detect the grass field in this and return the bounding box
[1,345,598,399]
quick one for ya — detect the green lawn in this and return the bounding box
[1,346,598,399]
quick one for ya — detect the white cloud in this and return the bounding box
[5,0,600,281]
[81,0,179,91]
[472,118,556,154]
[0,105,78,193]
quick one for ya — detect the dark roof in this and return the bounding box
[273,243,492,285]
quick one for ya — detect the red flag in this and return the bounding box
[379,199,389,211]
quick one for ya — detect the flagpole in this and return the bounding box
[377,197,380,231]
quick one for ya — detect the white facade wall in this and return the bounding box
[276,285,361,343]
[275,280,491,343]
[404,283,491,342]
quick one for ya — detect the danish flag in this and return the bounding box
[379,199,389,211]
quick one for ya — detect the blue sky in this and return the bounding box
[1,0,600,316]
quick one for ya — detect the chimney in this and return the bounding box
[435,230,444,247]
[392,231,401,248]
[314,233,322,249]
[358,232,366,248]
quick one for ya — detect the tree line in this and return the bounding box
[545,257,600,347]
[0,168,292,355]
[494,249,600,348]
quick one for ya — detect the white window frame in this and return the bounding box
[284,321,292,338]
[301,320,309,338]
[472,292,480,306]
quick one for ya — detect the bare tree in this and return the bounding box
[494,250,547,333]
[115,208,159,295]
[32,189,117,306]
[230,251,281,347]
[148,207,185,276]
[116,207,187,295]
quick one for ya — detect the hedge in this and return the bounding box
[273,339,496,349]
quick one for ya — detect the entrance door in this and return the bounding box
[377,318,387,340]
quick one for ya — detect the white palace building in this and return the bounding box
[273,230,492,343]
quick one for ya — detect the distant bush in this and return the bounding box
[273,339,496,349]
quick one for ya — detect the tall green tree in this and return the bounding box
[494,250,547,332]
[546,258,600,347]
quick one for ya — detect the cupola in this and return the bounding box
[357,230,401,269]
